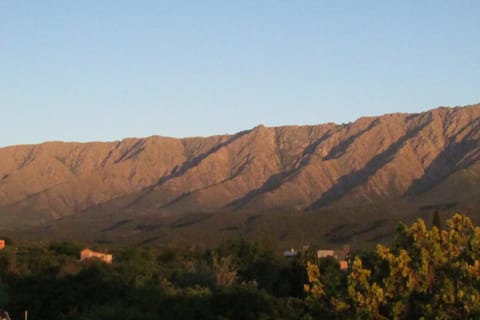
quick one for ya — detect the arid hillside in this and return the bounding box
[2,103,480,245]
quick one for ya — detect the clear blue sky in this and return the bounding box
[1,1,479,147]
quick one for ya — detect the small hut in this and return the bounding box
[80,248,112,264]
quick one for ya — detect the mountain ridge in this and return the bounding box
[2,103,480,245]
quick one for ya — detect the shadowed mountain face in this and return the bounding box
[2,103,480,244]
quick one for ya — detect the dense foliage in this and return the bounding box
[305,213,480,319]
[2,213,480,319]
[0,240,309,319]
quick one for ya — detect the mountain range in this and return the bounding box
[2,103,480,247]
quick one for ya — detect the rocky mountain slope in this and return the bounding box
[2,103,480,245]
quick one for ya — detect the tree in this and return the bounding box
[212,254,237,287]
[305,213,480,319]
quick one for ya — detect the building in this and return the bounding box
[283,248,299,257]
[317,244,351,271]
[0,240,5,250]
[80,248,113,264]
[317,250,335,259]
[339,260,349,271]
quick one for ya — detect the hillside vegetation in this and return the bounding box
[1,213,480,319]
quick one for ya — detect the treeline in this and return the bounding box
[0,239,311,319]
[1,213,480,319]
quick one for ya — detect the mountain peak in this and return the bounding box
[1,103,480,242]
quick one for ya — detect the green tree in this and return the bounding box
[305,213,480,319]
[212,253,237,287]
